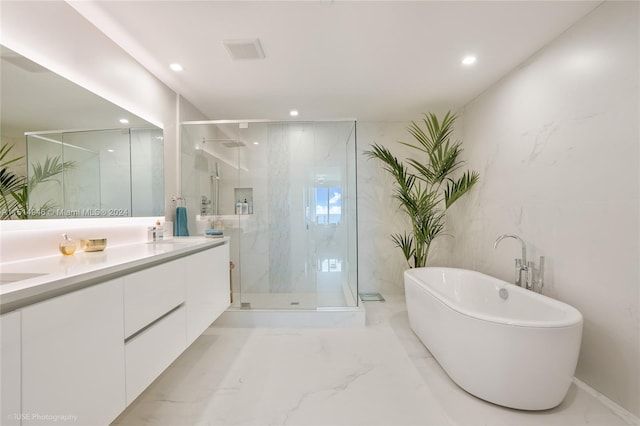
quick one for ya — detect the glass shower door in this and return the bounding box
[237,121,357,309]
[181,119,358,311]
[309,121,357,308]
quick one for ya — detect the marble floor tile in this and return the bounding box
[113,294,632,426]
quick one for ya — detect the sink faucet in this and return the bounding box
[494,234,531,289]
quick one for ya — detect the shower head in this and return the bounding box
[199,138,246,148]
[195,137,206,150]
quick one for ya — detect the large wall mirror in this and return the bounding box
[0,45,164,220]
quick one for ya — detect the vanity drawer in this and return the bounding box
[125,304,187,404]
[123,259,185,338]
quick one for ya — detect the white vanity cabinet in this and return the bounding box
[1,311,21,426]
[123,258,188,404]
[123,258,185,338]
[2,238,231,424]
[185,244,231,345]
[21,278,126,426]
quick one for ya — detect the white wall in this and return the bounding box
[357,118,469,295]
[356,2,638,416]
[356,122,414,295]
[440,2,638,416]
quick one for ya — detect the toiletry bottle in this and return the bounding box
[148,226,157,242]
[236,200,242,215]
[155,220,164,240]
[242,198,249,215]
[59,233,76,255]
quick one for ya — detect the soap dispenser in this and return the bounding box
[242,198,249,215]
[155,220,164,240]
[59,233,76,256]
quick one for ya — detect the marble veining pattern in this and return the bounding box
[267,124,292,293]
[113,295,631,426]
[440,2,639,416]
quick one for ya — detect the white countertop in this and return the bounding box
[0,236,230,314]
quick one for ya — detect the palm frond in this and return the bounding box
[0,144,23,169]
[391,232,415,266]
[8,185,29,219]
[365,143,418,214]
[0,167,26,194]
[404,122,433,153]
[444,171,480,209]
[431,139,464,183]
[405,158,436,184]
[364,111,478,267]
[0,150,75,219]
[28,156,75,190]
[0,167,27,219]
[363,144,404,179]
[426,111,456,146]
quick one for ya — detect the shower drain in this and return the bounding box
[359,292,385,302]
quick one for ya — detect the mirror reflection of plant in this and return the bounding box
[0,143,75,219]
[0,144,26,219]
[364,111,479,268]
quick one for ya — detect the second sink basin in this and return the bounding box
[0,272,47,285]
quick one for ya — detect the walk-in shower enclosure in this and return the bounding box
[181,120,358,310]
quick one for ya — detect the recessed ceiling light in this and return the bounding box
[107,149,114,153]
[290,110,299,117]
[119,118,129,124]
[253,141,260,145]
[462,55,477,66]
[169,63,184,71]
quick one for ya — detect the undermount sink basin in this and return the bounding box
[0,272,47,285]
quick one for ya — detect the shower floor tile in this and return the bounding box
[113,295,633,426]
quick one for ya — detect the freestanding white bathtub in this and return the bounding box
[405,267,583,410]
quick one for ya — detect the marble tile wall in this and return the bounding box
[356,121,421,295]
[356,3,638,416]
[266,123,293,293]
[439,2,638,417]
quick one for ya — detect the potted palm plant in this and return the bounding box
[364,111,478,268]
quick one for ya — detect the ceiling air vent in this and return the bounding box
[223,39,265,60]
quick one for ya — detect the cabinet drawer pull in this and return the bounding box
[124,303,184,343]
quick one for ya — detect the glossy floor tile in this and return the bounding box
[113,295,632,426]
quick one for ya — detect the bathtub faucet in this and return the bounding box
[494,234,531,290]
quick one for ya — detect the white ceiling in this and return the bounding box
[70,1,601,122]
